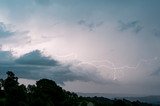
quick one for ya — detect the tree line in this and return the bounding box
[0,71,152,106]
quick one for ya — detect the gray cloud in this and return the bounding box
[0,22,16,38]
[78,19,103,31]
[153,29,160,37]
[0,50,14,63]
[0,50,108,85]
[35,65,104,85]
[118,20,143,33]
[150,67,160,76]
[15,50,59,66]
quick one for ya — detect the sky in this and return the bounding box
[0,0,160,95]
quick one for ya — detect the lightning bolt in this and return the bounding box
[8,48,160,82]
[84,58,159,80]
[8,46,160,81]
[55,53,160,81]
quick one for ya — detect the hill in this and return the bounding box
[124,96,160,105]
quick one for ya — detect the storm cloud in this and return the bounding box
[0,0,160,95]
[0,50,107,85]
[15,50,59,66]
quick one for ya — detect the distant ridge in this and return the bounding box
[77,93,160,105]
[124,96,160,105]
[77,92,146,99]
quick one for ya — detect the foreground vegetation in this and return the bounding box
[0,71,152,106]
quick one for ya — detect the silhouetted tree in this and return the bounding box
[0,79,3,90]
[6,71,15,78]
[0,71,153,106]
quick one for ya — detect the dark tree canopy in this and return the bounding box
[0,71,152,106]
[6,71,15,78]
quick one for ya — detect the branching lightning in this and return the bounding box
[54,53,160,81]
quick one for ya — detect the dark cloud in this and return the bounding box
[0,22,15,38]
[0,50,107,85]
[78,19,103,31]
[0,64,101,85]
[15,50,59,66]
[0,50,14,63]
[153,29,160,37]
[150,68,160,76]
[118,20,143,33]
[78,20,85,25]
[36,66,96,85]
